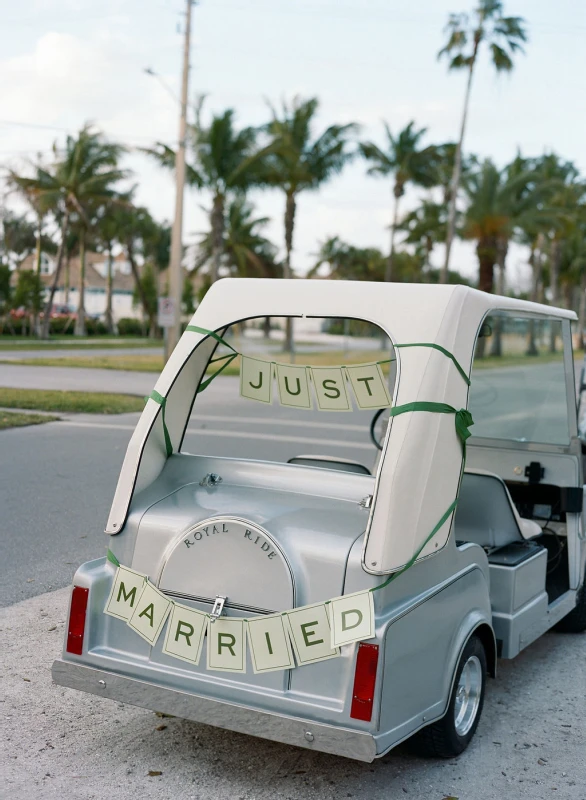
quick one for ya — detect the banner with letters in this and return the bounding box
[239,356,392,410]
[104,565,376,674]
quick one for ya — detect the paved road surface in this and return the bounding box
[0,363,155,395]
[2,587,586,800]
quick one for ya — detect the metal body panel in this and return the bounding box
[125,454,373,610]
[489,549,548,615]
[51,660,377,763]
[492,593,549,659]
[377,567,491,751]
[58,538,494,758]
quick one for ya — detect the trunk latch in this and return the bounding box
[209,595,227,623]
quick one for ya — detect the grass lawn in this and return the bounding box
[0,388,144,414]
[0,354,166,372]
[0,349,392,375]
[0,410,60,430]
[0,337,158,351]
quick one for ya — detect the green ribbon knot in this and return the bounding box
[390,401,474,453]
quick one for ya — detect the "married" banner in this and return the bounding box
[104,565,375,674]
[239,356,391,411]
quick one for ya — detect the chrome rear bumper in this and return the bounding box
[52,659,377,762]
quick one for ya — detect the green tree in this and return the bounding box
[146,103,267,285]
[399,200,446,276]
[310,237,423,283]
[182,274,196,315]
[112,202,169,336]
[264,96,357,349]
[12,270,44,335]
[196,197,280,279]
[462,157,535,294]
[360,121,440,281]
[133,261,158,333]
[14,124,127,338]
[1,212,37,268]
[439,0,528,281]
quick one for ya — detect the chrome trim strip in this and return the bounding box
[52,660,377,762]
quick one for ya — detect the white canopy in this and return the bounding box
[106,279,576,574]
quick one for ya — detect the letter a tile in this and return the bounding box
[127,581,172,645]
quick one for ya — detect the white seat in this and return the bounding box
[455,468,542,549]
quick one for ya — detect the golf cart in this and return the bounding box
[53,280,586,762]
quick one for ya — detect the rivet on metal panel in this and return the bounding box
[304,731,314,742]
[98,680,106,689]
[513,466,523,476]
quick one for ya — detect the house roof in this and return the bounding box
[15,251,136,293]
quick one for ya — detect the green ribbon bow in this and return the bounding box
[390,402,474,454]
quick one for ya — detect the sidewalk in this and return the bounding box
[2,587,585,800]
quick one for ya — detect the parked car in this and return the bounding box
[53,280,586,762]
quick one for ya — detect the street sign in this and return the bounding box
[158,297,176,328]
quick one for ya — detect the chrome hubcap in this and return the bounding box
[454,655,482,737]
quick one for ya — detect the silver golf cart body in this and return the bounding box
[53,280,585,762]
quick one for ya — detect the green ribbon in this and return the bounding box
[106,548,121,568]
[395,343,470,386]
[186,325,239,394]
[149,389,173,457]
[390,402,473,454]
[371,499,459,592]
[371,404,473,590]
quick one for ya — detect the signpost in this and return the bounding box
[157,297,176,329]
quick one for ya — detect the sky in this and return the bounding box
[1,0,585,288]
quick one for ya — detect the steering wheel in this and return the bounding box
[370,408,390,451]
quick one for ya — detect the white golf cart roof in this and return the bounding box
[106,280,576,575]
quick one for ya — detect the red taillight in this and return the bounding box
[66,586,89,656]
[350,642,379,722]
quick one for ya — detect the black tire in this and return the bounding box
[409,635,487,758]
[555,577,586,633]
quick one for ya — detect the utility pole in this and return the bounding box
[165,0,193,361]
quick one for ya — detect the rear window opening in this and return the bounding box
[182,316,396,477]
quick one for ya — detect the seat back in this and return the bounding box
[455,470,524,549]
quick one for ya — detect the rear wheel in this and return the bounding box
[410,635,487,758]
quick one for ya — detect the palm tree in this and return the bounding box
[196,197,280,280]
[309,237,386,282]
[399,200,446,276]
[461,158,532,294]
[13,125,127,338]
[439,0,528,282]
[146,104,267,285]
[360,122,440,281]
[108,202,169,337]
[263,96,357,350]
